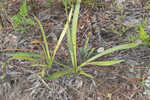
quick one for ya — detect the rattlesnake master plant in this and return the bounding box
[5,0,140,80]
[44,0,139,80]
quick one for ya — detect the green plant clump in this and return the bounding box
[5,0,140,80]
[11,0,35,33]
[130,19,150,46]
[43,0,139,80]
[144,0,150,10]
[79,36,95,61]
[136,19,150,46]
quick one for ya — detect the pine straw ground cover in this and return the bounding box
[0,0,150,100]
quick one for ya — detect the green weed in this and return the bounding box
[144,0,150,10]
[44,0,140,80]
[5,0,140,80]
[136,19,150,46]
[5,2,73,77]
[129,19,150,46]
[107,93,112,100]
[0,62,6,80]
[141,75,145,86]
[79,36,95,61]
[111,25,132,37]
[11,0,35,33]
[110,2,133,37]
[110,2,134,37]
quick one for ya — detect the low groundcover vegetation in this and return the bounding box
[4,0,141,80]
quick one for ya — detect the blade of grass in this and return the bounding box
[32,64,48,67]
[1,62,6,72]
[4,52,44,58]
[52,7,73,62]
[65,4,75,72]
[79,43,139,68]
[71,0,81,73]
[41,44,51,67]
[54,61,70,69]
[34,16,52,68]
[86,48,95,58]
[44,69,73,80]
[86,60,124,66]
[84,37,89,51]
[8,56,40,62]
[80,71,93,78]
[41,68,47,77]
[66,12,74,71]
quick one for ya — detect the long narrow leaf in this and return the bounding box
[41,44,51,67]
[80,71,93,78]
[54,61,70,69]
[34,17,52,68]
[44,69,73,80]
[8,56,39,62]
[71,0,81,72]
[66,13,74,70]
[32,64,48,67]
[5,52,44,58]
[41,68,47,77]
[79,43,139,68]
[86,48,95,59]
[52,7,73,62]
[1,62,6,72]
[65,5,75,72]
[86,60,124,66]
[84,37,89,51]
